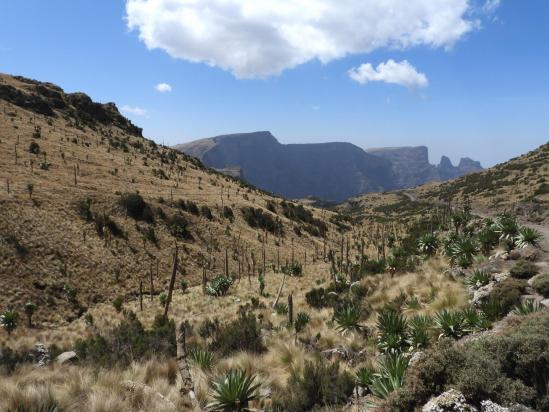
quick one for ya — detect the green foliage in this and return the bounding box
[167,214,192,239]
[208,369,260,411]
[206,275,233,297]
[356,366,375,388]
[0,310,19,335]
[188,348,215,371]
[305,287,333,309]
[119,192,154,222]
[407,314,433,351]
[180,279,188,293]
[93,212,124,238]
[478,226,499,255]
[387,313,549,410]
[434,309,467,339]
[510,260,539,279]
[280,201,327,237]
[369,353,409,400]
[461,307,490,331]
[417,233,438,256]
[272,360,354,411]
[532,274,549,298]
[222,206,234,222]
[29,141,40,154]
[376,310,409,354]
[333,304,363,334]
[75,312,176,367]
[240,206,283,235]
[273,303,288,315]
[281,262,303,277]
[489,278,527,317]
[492,213,520,241]
[294,312,311,333]
[515,227,543,248]
[446,237,479,268]
[74,198,93,221]
[511,300,542,316]
[210,312,265,356]
[23,302,37,327]
[159,292,167,306]
[465,269,491,288]
[200,205,213,220]
[112,296,124,313]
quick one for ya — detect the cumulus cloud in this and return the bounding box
[125,0,484,78]
[155,83,172,92]
[348,60,428,89]
[121,105,148,117]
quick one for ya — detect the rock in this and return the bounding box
[30,343,50,367]
[56,351,78,365]
[471,283,494,306]
[493,273,509,283]
[540,299,549,308]
[481,400,509,412]
[409,351,425,367]
[422,389,478,412]
[353,385,367,397]
[519,246,538,261]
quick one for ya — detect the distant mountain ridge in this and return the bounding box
[175,132,482,202]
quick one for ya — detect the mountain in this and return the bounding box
[175,132,396,202]
[176,134,482,202]
[339,142,549,224]
[0,74,337,328]
[366,146,482,188]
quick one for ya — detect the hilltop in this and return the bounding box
[175,133,482,201]
[0,74,339,332]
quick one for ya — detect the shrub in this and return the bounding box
[305,287,332,309]
[369,353,409,400]
[112,296,124,313]
[333,304,364,334]
[510,260,539,279]
[434,310,467,339]
[489,278,527,316]
[273,303,288,315]
[74,198,93,221]
[222,206,234,222]
[93,213,124,238]
[532,274,549,297]
[29,141,40,154]
[376,310,409,354]
[281,262,302,277]
[465,269,491,288]
[515,227,543,248]
[387,313,549,410]
[167,214,191,239]
[210,312,265,356]
[75,312,175,367]
[200,205,213,220]
[206,275,233,297]
[272,360,354,411]
[189,348,215,371]
[208,369,260,411]
[241,206,283,235]
[0,310,19,335]
[417,233,438,256]
[119,192,154,222]
[511,300,542,316]
[294,312,310,333]
[180,279,188,293]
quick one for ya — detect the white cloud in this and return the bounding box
[121,105,148,117]
[348,60,428,89]
[155,82,172,92]
[125,0,484,78]
[482,0,501,14]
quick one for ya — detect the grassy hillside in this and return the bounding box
[0,73,339,331]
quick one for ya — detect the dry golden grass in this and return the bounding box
[0,73,343,333]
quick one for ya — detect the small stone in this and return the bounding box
[481,400,509,412]
[422,389,478,412]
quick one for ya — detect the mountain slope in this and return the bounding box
[340,141,549,224]
[0,74,338,330]
[176,134,482,202]
[176,131,396,201]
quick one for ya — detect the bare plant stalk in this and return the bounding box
[164,244,178,318]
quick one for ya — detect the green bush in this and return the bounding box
[206,274,233,297]
[532,274,549,297]
[29,141,40,154]
[272,360,354,411]
[510,260,539,279]
[75,312,175,367]
[210,312,265,356]
[489,278,527,316]
[241,207,283,235]
[167,214,192,239]
[200,205,213,220]
[387,313,549,410]
[119,192,154,223]
[112,296,123,313]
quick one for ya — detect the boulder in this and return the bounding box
[30,343,50,367]
[471,283,495,306]
[422,389,478,411]
[481,400,509,412]
[56,351,78,365]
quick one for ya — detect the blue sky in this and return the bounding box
[0,0,548,167]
